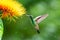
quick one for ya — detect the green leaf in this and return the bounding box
[0,19,3,40]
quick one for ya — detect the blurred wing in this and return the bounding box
[34,14,48,24]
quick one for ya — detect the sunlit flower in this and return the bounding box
[0,0,26,21]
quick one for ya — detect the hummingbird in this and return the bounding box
[27,14,48,33]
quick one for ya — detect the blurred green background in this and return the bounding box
[2,0,60,40]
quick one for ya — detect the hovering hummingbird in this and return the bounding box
[27,14,48,33]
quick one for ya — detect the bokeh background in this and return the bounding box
[2,0,60,40]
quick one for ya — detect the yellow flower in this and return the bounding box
[0,0,26,21]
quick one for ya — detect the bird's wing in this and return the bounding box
[34,14,48,24]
